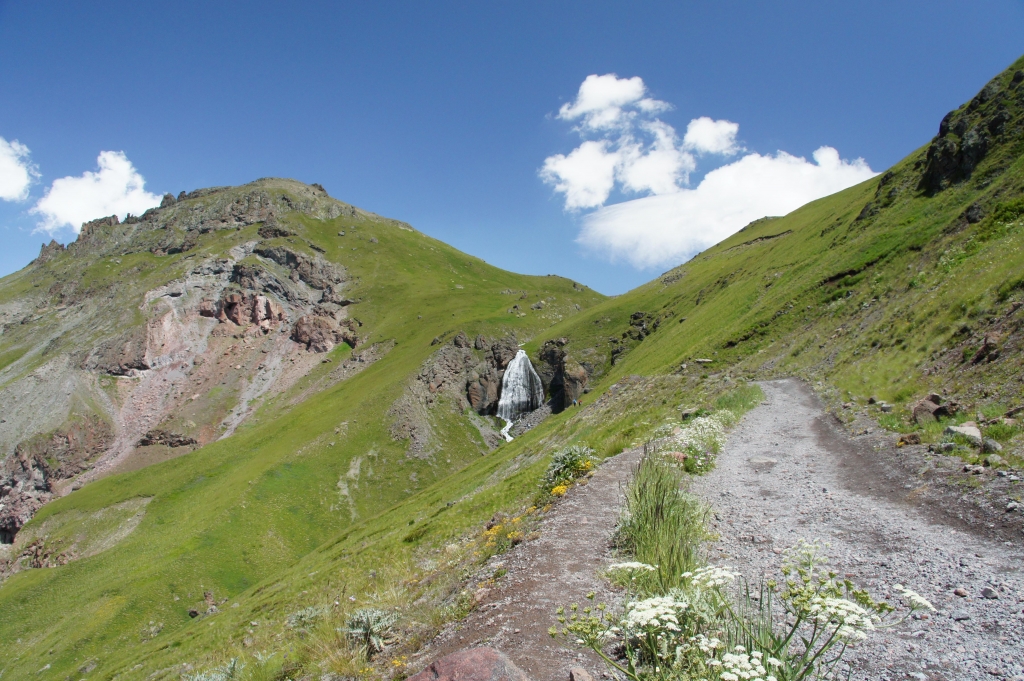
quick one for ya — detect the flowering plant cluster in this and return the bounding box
[661,414,729,473]
[480,515,526,556]
[543,444,595,492]
[554,541,936,681]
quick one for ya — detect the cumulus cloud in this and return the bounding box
[542,75,877,269]
[557,74,669,131]
[0,136,38,201]
[543,74,699,209]
[683,117,740,155]
[577,146,877,269]
[32,151,161,233]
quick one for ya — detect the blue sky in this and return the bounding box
[1,1,1021,294]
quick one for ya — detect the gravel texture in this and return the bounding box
[694,379,1024,681]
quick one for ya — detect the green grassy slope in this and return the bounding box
[0,186,603,679]
[529,55,1024,432]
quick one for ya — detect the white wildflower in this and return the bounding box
[685,565,740,588]
[895,585,936,612]
[621,595,688,632]
[607,562,657,572]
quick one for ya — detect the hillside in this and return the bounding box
[531,55,1024,455]
[0,179,604,678]
[0,54,1022,681]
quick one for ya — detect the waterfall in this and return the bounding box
[496,349,544,441]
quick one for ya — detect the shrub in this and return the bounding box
[543,444,595,489]
[340,608,397,660]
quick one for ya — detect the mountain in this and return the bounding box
[0,54,1022,680]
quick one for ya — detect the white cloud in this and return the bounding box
[557,74,666,131]
[683,116,741,155]
[540,140,619,210]
[617,121,694,195]
[32,151,161,234]
[543,74,693,209]
[0,136,38,201]
[577,146,877,269]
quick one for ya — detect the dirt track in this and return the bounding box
[413,378,1024,681]
[693,379,1024,681]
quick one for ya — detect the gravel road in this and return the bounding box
[412,377,1023,681]
[694,379,1024,681]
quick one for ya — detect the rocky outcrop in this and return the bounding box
[0,417,113,543]
[136,430,197,448]
[202,291,285,330]
[253,246,344,291]
[290,314,358,353]
[920,68,1023,195]
[32,239,66,265]
[407,647,530,681]
[256,216,296,239]
[81,326,151,375]
[537,338,590,412]
[911,393,960,424]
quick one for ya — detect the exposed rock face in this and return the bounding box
[537,338,590,412]
[256,216,295,239]
[290,314,358,353]
[407,647,531,681]
[207,291,285,329]
[33,239,66,265]
[0,418,113,543]
[919,69,1023,194]
[136,430,197,448]
[253,246,343,291]
[81,326,151,375]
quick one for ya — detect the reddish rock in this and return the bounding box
[291,315,358,353]
[407,648,531,681]
[911,394,957,424]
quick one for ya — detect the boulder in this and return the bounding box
[407,648,530,681]
[569,668,594,681]
[291,315,358,353]
[911,394,956,423]
[984,453,1005,467]
[944,424,983,446]
[453,331,471,349]
[983,440,1004,455]
[562,358,588,407]
[160,193,176,208]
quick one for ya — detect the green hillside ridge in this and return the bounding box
[0,181,604,679]
[0,54,1022,680]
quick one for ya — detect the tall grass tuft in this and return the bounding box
[613,444,709,594]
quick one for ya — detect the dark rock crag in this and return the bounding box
[537,338,590,412]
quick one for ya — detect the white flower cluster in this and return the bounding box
[683,565,739,589]
[607,562,657,572]
[676,415,725,452]
[693,634,723,654]
[807,596,875,640]
[621,595,689,632]
[707,646,780,681]
[893,584,936,612]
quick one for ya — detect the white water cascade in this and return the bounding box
[496,349,544,441]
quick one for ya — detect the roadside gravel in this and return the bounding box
[694,378,1024,681]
